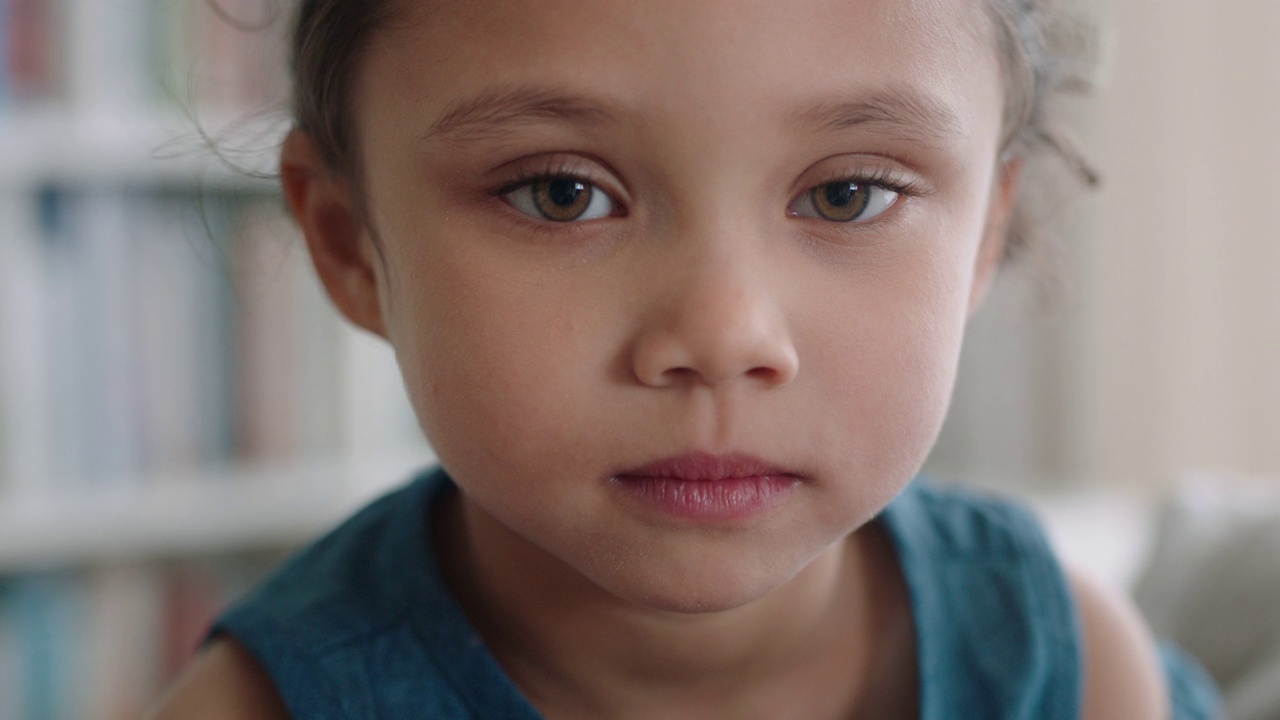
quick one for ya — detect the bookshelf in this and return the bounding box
[0,108,282,188]
[0,0,431,716]
[0,450,434,573]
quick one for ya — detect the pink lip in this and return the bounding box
[610,452,802,521]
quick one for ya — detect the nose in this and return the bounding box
[629,244,799,389]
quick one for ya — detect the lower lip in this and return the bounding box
[612,475,800,522]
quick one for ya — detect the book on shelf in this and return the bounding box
[0,184,426,500]
[0,191,54,495]
[0,557,281,720]
[128,191,240,476]
[3,572,88,720]
[82,565,164,720]
[2,0,291,163]
[1,0,61,108]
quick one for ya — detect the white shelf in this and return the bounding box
[0,106,287,190]
[0,451,437,572]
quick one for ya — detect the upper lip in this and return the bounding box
[613,451,800,482]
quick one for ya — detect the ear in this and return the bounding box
[280,130,388,338]
[968,157,1023,316]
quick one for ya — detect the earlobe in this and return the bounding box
[967,157,1023,315]
[280,130,388,338]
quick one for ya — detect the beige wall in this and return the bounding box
[930,0,1280,492]
[1085,0,1280,488]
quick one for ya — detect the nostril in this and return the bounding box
[746,366,787,385]
[661,365,788,387]
[661,367,700,383]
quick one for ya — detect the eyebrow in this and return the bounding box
[422,85,619,143]
[420,84,965,147]
[792,89,966,147]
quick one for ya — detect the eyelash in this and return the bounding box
[490,162,922,227]
[491,160,615,203]
[809,167,921,200]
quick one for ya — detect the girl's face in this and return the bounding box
[338,0,1013,611]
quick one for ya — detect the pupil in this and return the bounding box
[549,178,585,207]
[824,182,857,207]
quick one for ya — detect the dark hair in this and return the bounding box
[289,0,1099,259]
[290,0,400,182]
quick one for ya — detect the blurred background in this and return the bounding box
[0,0,1278,718]
[932,0,1280,496]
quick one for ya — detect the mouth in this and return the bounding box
[610,452,803,522]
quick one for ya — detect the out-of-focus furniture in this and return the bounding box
[1030,474,1280,720]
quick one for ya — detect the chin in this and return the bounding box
[624,585,774,616]
[593,551,807,616]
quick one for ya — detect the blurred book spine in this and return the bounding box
[6,0,60,105]
[7,573,87,720]
[0,192,53,495]
[0,189,404,492]
[0,559,275,720]
[0,0,286,119]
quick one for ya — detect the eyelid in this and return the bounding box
[490,155,628,201]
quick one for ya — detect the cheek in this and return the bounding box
[797,240,977,483]
[386,253,603,478]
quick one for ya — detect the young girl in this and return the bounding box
[153,0,1221,717]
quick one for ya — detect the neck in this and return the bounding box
[435,492,899,719]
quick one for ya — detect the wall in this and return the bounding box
[931,0,1280,492]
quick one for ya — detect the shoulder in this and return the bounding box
[888,481,1175,718]
[883,482,1085,714]
[160,470,465,717]
[884,479,1057,561]
[221,469,447,641]
[146,639,292,720]
[1067,566,1170,720]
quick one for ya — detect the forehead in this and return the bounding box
[360,0,1002,154]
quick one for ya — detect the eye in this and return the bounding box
[503,176,617,222]
[791,180,899,223]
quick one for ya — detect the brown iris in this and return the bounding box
[811,181,871,222]
[531,177,594,222]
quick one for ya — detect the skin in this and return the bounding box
[151,0,1171,717]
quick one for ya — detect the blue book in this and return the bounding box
[70,189,145,484]
[37,187,91,483]
[13,574,87,720]
[0,580,25,720]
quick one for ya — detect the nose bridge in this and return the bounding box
[672,232,766,345]
[630,214,799,388]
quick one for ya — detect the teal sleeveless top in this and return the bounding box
[211,467,1221,718]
